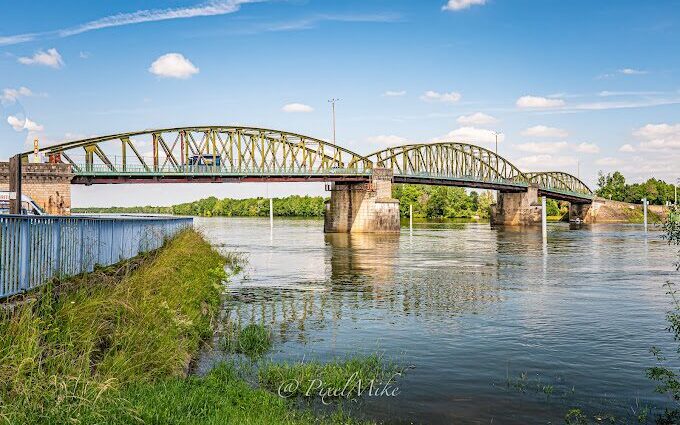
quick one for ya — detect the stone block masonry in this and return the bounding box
[490,186,543,226]
[324,168,400,233]
[0,162,73,215]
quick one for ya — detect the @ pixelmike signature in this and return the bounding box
[277,371,401,405]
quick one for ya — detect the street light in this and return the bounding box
[492,131,500,155]
[328,98,340,144]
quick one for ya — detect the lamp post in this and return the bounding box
[493,131,500,155]
[328,98,340,144]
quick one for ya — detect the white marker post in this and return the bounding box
[541,196,547,241]
[409,204,413,233]
[269,197,274,230]
[643,197,648,233]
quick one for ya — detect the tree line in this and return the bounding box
[596,171,677,205]
[74,185,498,219]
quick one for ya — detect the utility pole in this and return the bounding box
[9,154,22,214]
[493,131,500,155]
[328,98,340,144]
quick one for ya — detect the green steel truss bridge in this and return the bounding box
[27,126,593,203]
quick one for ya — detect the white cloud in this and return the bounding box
[434,126,504,145]
[383,90,406,97]
[7,115,43,132]
[514,142,568,154]
[367,135,408,146]
[79,51,90,59]
[421,90,461,103]
[282,103,314,113]
[442,0,487,11]
[1,86,33,102]
[598,90,661,97]
[148,53,199,79]
[619,144,636,153]
[0,34,38,46]
[516,95,565,109]
[595,157,623,166]
[258,13,401,32]
[520,125,568,138]
[633,123,680,151]
[515,154,577,171]
[569,98,680,111]
[619,68,647,75]
[575,142,600,154]
[0,1,262,46]
[18,48,64,68]
[59,0,261,37]
[456,112,497,126]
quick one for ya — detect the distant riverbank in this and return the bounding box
[73,185,496,220]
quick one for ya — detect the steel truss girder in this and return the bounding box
[365,142,528,184]
[25,127,593,200]
[526,172,593,196]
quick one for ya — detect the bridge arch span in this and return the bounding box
[27,126,372,181]
[526,171,593,202]
[365,142,528,192]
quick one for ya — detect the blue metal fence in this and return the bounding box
[0,214,193,299]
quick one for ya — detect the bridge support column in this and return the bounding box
[1,162,73,215]
[490,186,543,226]
[324,168,400,233]
[569,203,593,223]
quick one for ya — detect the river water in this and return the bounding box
[195,217,679,424]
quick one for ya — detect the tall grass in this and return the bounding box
[0,229,228,424]
[220,323,272,357]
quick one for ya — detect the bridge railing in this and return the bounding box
[71,163,371,176]
[394,171,529,187]
[0,214,193,300]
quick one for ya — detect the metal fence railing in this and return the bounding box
[0,214,193,299]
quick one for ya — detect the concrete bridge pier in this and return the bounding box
[1,161,73,215]
[569,203,593,223]
[323,168,400,233]
[490,186,543,226]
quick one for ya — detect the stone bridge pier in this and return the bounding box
[1,161,73,215]
[490,186,543,226]
[324,168,400,233]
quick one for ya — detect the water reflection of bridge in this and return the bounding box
[223,231,504,345]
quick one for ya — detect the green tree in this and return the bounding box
[426,187,449,218]
[596,171,626,200]
[546,199,561,217]
[648,207,680,421]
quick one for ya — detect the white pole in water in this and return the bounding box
[541,196,547,240]
[643,197,648,233]
[269,197,274,229]
[409,204,413,232]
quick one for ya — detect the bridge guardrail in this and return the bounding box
[0,214,193,300]
[72,164,372,176]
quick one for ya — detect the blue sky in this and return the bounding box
[1,0,679,206]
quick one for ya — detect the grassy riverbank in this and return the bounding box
[0,230,362,424]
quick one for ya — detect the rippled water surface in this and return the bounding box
[195,217,679,424]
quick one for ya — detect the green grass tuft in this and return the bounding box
[221,323,272,357]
